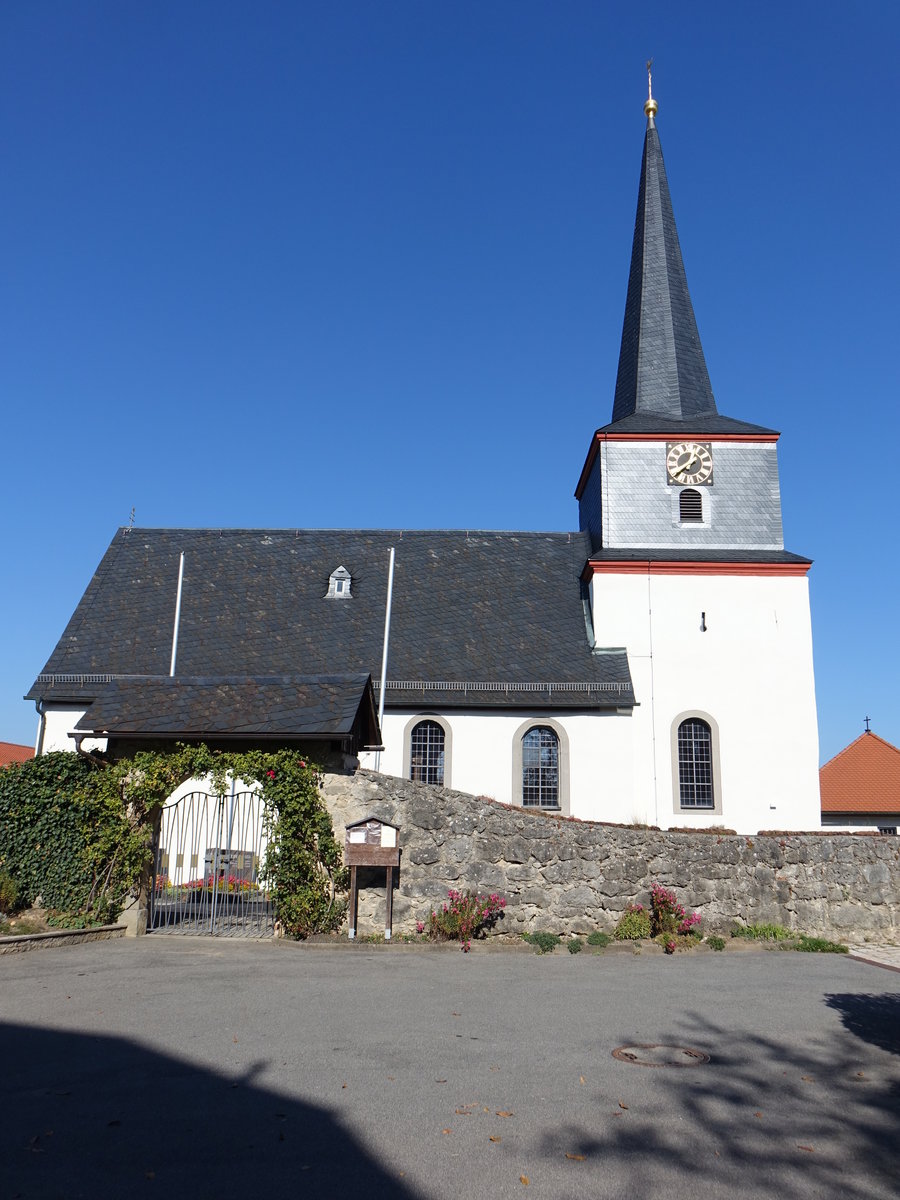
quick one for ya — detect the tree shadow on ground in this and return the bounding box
[536,1008,900,1200]
[823,992,900,1056]
[2,1022,424,1200]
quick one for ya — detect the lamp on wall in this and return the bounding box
[700,612,707,633]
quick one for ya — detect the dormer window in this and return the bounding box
[326,565,352,599]
[679,488,703,523]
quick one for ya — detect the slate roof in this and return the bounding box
[611,111,719,426]
[29,528,634,711]
[594,412,779,438]
[73,675,379,744]
[820,732,900,815]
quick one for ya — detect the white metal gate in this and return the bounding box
[149,789,273,937]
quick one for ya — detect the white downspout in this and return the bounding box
[375,547,395,770]
[169,552,185,677]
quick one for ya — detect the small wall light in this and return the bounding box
[700,611,707,633]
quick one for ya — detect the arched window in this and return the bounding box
[409,720,445,786]
[679,488,703,522]
[521,726,559,808]
[677,718,714,808]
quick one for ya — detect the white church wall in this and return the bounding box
[359,707,636,821]
[590,570,820,834]
[39,706,108,755]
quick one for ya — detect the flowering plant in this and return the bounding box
[424,889,506,951]
[649,882,701,937]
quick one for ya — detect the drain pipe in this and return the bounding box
[169,552,185,676]
[375,547,395,770]
[33,700,46,757]
[71,732,108,766]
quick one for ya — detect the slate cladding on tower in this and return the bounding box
[577,104,791,557]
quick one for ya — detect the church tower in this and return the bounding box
[575,77,821,831]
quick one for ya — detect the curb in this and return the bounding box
[0,924,127,955]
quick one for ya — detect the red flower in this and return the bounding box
[266,769,276,779]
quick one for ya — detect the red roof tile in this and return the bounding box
[820,732,900,814]
[0,741,34,766]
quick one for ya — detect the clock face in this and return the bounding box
[666,442,713,486]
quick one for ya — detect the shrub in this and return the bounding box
[706,935,726,951]
[523,931,560,954]
[614,904,651,940]
[567,937,583,954]
[0,869,20,914]
[649,883,701,937]
[0,751,146,923]
[587,931,612,947]
[427,890,506,951]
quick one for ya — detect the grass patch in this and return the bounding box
[706,935,726,951]
[731,923,793,941]
[567,937,583,954]
[794,935,849,954]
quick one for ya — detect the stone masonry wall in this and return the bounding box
[321,770,900,943]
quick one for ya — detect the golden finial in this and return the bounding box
[644,58,658,118]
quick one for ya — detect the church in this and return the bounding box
[27,87,821,836]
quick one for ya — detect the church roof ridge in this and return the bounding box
[611,87,718,425]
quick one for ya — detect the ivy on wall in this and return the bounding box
[0,745,347,935]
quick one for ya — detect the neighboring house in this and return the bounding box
[26,87,821,836]
[820,731,900,834]
[1,742,34,767]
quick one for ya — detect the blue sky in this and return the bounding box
[2,2,898,763]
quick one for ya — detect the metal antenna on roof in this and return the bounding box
[864,715,871,733]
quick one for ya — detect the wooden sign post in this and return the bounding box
[345,818,401,941]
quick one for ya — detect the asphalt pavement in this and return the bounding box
[2,938,898,1200]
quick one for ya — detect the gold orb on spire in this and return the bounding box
[644,57,658,117]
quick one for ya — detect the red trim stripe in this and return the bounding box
[585,560,811,578]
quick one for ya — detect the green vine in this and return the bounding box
[0,745,347,935]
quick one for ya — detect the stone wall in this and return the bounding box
[321,769,900,943]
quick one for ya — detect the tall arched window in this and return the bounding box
[677,718,714,808]
[522,726,559,808]
[409,720,445,786]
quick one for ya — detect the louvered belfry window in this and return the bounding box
[679,488,703,522]
[678,718,714,808]
[410,720,445,786]
[522,726,559,808]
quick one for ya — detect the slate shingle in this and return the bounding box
[73,675,378,741]
[29,528,635,711]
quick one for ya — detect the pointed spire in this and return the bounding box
[610,79,717,425]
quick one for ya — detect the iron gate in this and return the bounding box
[150,788,273,937]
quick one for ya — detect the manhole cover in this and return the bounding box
[612,1043,710,1068]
